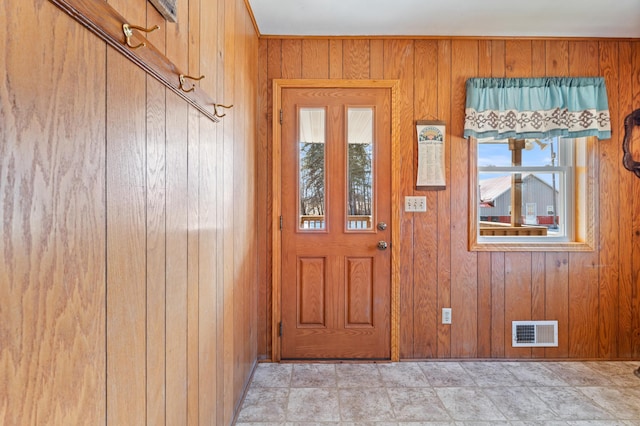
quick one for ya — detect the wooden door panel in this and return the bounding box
[346,257,374,327]
[281,87,391,360]
[298,257,327,327]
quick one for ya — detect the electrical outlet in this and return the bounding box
[405,196,427,212]
[442,308,452,324]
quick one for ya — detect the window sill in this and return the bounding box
[469,240,595,252]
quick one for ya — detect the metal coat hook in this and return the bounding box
[213,103,234,118]
[122,23,159,49]
[179,74,205,93]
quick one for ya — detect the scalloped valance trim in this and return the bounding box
[464,77,611,140]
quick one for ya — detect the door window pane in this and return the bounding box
[299,108,326,230]
[347,107,373,230]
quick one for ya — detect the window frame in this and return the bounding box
[468,136,598,252]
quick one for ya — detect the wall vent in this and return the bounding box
[512,320,558,347]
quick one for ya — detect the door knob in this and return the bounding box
[377,221,387,231]
[377,240,388,250]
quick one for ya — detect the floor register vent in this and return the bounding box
[512,320,558,347]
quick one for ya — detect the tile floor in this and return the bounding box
[235,360,640,425]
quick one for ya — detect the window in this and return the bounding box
[298,108,326,230]
[469,136,597,251]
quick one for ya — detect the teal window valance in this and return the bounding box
[464,77,611,140]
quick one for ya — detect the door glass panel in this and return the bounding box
[347,107,373,230]
[299,108,326,230]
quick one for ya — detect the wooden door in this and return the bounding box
[281,87,391,359]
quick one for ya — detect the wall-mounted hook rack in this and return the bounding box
[49,0,219,123]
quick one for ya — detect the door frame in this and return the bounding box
[271,79,401,362]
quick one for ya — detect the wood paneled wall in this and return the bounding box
[257,38,640,361]
[1,0,258,424]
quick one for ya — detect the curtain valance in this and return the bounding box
[464,77,611,140]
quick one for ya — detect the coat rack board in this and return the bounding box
[48,0,220,123]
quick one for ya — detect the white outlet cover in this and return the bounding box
[442,308,452,324]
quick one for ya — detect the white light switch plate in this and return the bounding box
[405,196,427,212]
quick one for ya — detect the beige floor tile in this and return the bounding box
[286,387,340,422]
[234,361,640,425]
[338,387,395,421]
[434,387,507,421]
[386,387,451,421]
[379,363,431,388]
[291,364,337,388]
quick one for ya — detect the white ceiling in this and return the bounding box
[247,0,640,38]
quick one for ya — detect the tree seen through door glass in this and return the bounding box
[347,107,374,230]
[298,108,326,230]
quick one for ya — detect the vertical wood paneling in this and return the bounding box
[222,0,237,423]
[106,51,147,426]
[344,40,371,79]
[233,2,248,412]
[384,39,415,358]
[257,39,269,359]
[198,0,218,424]
[370,40,385,79]
[146,6,167,424]
[568,41,600,358]
[413,40,439,358]
[546,40,569,76]
[531,40,546,77]
[258,36,640,364]
[166,0,189,73]
[450,40,478,358]
[477,253,492,357]
[216,3,229,421]
[598,41,620,358]
[282,39,302,78]
[186,104,200,426]
[505,40,532,76]
[617,41,634,359]
[165,91,189,425]
[329,40,343,78]
[248,16,260,379]
[302,40,329,78]
[630,42,640,356]
[214,2,227,422]
[531,252,546,358]
[105,2,147,424]
[6,0,260,425]
[145,76,167,426]
[436,39,452,358]
[490,253,506,357]
[545,253,570,358]
[199,114,218,426]
[0,2,106,423]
